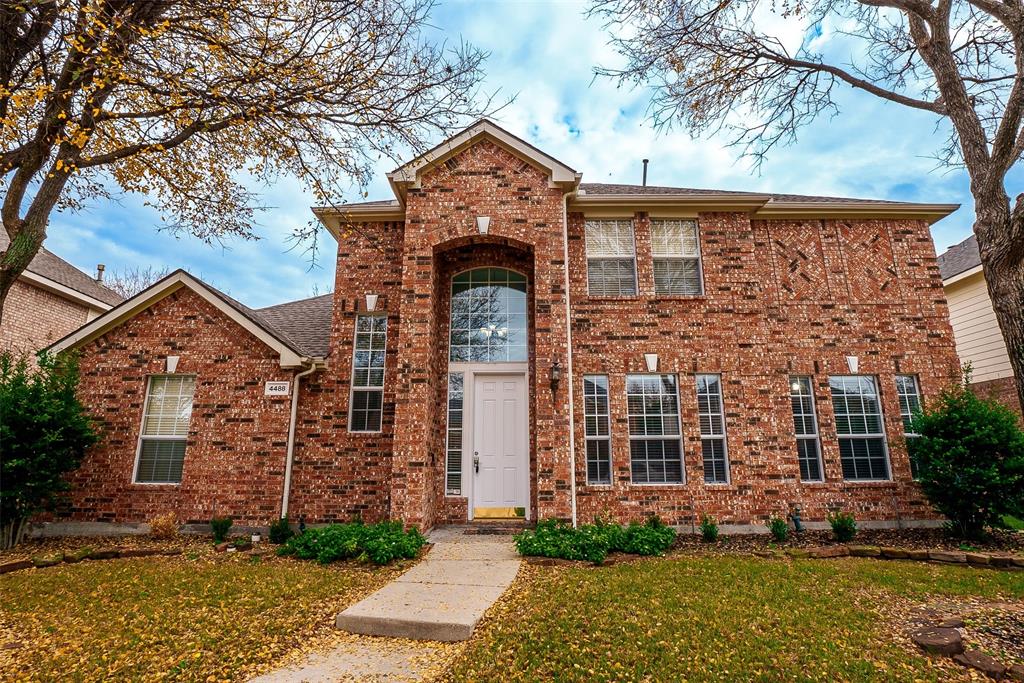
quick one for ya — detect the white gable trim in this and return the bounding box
[47,271,308,368]
[387,119,580,201]
[19,268,114,312]
[942,263,984,287]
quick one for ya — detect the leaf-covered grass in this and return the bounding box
[0,554,403,681]
[447,556,1024,682]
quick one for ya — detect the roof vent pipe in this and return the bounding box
[95,264,105,282]
[642,159,649,187]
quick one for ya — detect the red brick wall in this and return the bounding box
[62,287,295,526]
[1,279,91,353]
[970,376,1023,418]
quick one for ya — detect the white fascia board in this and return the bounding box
[19,269,114,312]
[942,264,984,287]
[311,205,406,239]
[755,201,960,224]
[47,271,307,368]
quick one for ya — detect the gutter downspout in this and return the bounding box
[281,360,324,519]
[562,189,578,527]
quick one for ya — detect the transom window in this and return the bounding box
[135,375,195,484]
[626,374,683,484]
[830,375,890,481]
[585,219,637,296]
[789,376,824,481]
[350,314,387,432]
[696,374,728,483]
[450,268,528,362]
[652,220,703,295]
[583,375,612,485]
[895,375,923,478]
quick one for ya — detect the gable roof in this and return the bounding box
[47,270,324,367]
[938,234,982,282]
[255,294,333,358]
[0,233,123,309]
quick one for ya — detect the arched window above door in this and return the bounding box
[450,268,527,362]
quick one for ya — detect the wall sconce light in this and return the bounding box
[550,360,562,392]
[166,355,180,373]
[644,353,659,372]
[365,293,379,312]
[846,355,859,373]
[476,216,491,235]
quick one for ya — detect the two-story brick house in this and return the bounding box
[48,120,961,533]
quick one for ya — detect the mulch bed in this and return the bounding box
[0,534,216,563]
[673,527,1024,555]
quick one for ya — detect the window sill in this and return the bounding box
[840,479,896,486]
[132,481,181,487]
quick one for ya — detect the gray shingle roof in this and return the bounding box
[938,234,981,280]
[0,233,123,307]
[578,183,914,205]
[256,294,333,358]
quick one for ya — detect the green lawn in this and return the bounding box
[447,555,1024,682]
[0,554,403,681]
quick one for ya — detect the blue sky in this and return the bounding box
[45,0,1021,307]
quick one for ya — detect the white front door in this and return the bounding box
[472,374,528,516]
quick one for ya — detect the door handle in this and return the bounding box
[473,451,480,473]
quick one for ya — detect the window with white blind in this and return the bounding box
[135,375,196,484]
[585,219,637,296]
[445,373,464,495]
[652,219,703,295]
[830,375,890,481]
[583,375,612,485]
[789,376,824,481]
[696,374,728,483]
[895,375,923,479]
[350,314,387,432]
[627,374,683,484]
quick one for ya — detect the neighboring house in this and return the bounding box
[47,119,962,533]
[938,235,1022,416]
[0,234,123,354]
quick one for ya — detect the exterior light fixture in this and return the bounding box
[644,353,659,372]
[476,216,491,235]
[846,355,859,373]
[166,355,180,373]
[550,360,562,392]
[365,293,379,312]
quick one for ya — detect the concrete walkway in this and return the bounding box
[335,526,520,642]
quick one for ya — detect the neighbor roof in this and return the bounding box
[938,234,981,281]
[0,233,123,308]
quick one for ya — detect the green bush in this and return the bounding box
[700,515,719,543]
[277,521,424,565]
[210,517,233,543]
[619,516,676,555]
[827,510,857,542]
[1,350,98,549]
[909,372,1024,540]
[269,516,294,544]
[766,515,789,542]
[513,517,676,565]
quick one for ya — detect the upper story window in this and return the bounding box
[135,375,195,484]
[585,219,637,296]
[651,219,703,295]
[350,314,387,432]
[895,374,923,478]
[830,375,890,481]
[450,268,528,362]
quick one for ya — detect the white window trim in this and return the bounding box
[626,373,686,486]
[696,373,730,485]
[896,374,923,480]
[789,376,825,483]
[132,374,195,486]
[445,372,465,497]
[348,314,388,434]
[831,375,892,482]
[583,374,613,486]
[651,219,705,297]
[585,219,639,297]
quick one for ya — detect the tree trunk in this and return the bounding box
[1,516,29,550]
[973,191,1024,414]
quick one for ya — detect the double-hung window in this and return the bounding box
[696,374,728,483]
[583,375,612,485]
[350,314,387,432]
[585,219,637,296]
[627,374,683,484]
[135,375,195,484]
[895,375,923,478]
[789,376,824,481]
[830,375,890,480]
[445,373,464,495]
[651,219,703,295]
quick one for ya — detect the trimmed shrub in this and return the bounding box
[513,517,676,564]
[210,517,233,543]
[619,516,676,555]
[269,516,294,544]
[766,515,789,542]
[148,512,178,540]
[277,521,424,565]
[700,515,719,543]
[910,371,1024,539]
[827,510,857,542]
